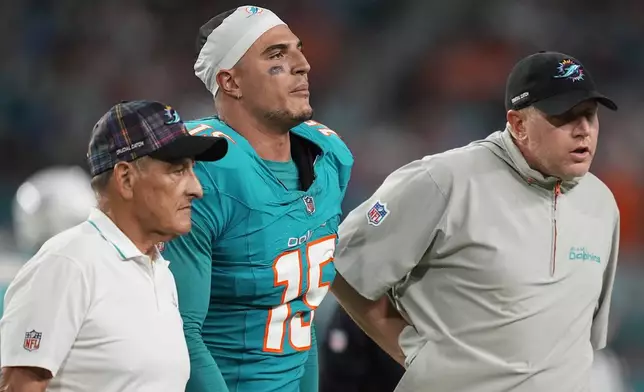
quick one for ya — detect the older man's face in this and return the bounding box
[130,157,203,238]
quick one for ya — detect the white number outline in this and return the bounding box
[304,120,340,137]
[262,235,336,353]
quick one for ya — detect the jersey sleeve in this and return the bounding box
[334,158,448,300]
[332,138,354,201]
[591,212,620,350]
[320,125,354,197]
[162,162,230,391]
[0,254,90,376]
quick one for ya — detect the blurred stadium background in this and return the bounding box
[1,0,643,390]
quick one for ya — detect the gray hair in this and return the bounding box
[90,170,113,195]
[90,157,151,196]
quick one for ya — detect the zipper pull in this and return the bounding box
[554,181,561,197]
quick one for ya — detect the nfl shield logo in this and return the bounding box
[302,195,316,215]
[23,330,42,351]
[366,200,389,226]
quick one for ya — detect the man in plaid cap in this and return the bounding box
[161,5,353,392]
[0,100,227,392]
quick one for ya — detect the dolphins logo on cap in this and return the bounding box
[163,106,181,125]
[245,6,264,15]
[554,59,584,82]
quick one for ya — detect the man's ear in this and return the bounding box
[112,162,137,200]
[507,109,527,140]
[216,68,242,100]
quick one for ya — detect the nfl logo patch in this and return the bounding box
[366,200,389,226]
[302,195,316,215]
[23,330,42,352]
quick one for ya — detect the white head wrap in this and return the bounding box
[194,6,286,96]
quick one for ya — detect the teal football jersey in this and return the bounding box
[162,117,353,392]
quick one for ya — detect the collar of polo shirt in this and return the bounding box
[86,208,168,266]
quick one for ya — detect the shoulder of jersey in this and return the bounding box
[183,116,251,194]
[292,120,353,165]
[184,116,246,164]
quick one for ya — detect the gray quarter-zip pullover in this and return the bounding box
[335,127,619,392]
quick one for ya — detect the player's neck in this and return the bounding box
[243,129,291,162]
[221,112,292,162]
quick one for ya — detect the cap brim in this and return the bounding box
[533,90,618,116]
[149,135,228,163]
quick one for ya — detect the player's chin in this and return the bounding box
[292,105,313,122]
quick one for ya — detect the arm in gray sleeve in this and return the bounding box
[591,212,620,350]
[334,157,449,300]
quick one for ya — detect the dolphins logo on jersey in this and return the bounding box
[553,59,584,82]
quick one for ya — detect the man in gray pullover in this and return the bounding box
[332,51,620,392]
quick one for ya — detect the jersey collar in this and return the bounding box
[87,208,168,266]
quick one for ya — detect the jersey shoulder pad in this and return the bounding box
[294,120,353,192]
[184,116,248,161]
[185,116,235,141]
[293,120,353,163]
[184,117,251,186]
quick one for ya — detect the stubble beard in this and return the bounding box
[264,107,314,130]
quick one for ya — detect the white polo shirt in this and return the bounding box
[0,208,190,392]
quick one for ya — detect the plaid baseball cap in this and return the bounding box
[505,51,618,116]
[87,100,228,176]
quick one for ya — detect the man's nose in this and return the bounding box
[186,168,204,199]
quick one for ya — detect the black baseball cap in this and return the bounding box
[505,51,617,116]
[87,100,228,176]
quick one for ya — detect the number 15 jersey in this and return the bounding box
[162,117,353,392]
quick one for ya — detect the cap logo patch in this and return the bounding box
[245,6,264,15]
[554,59,584,82]
[163,106,181,125]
